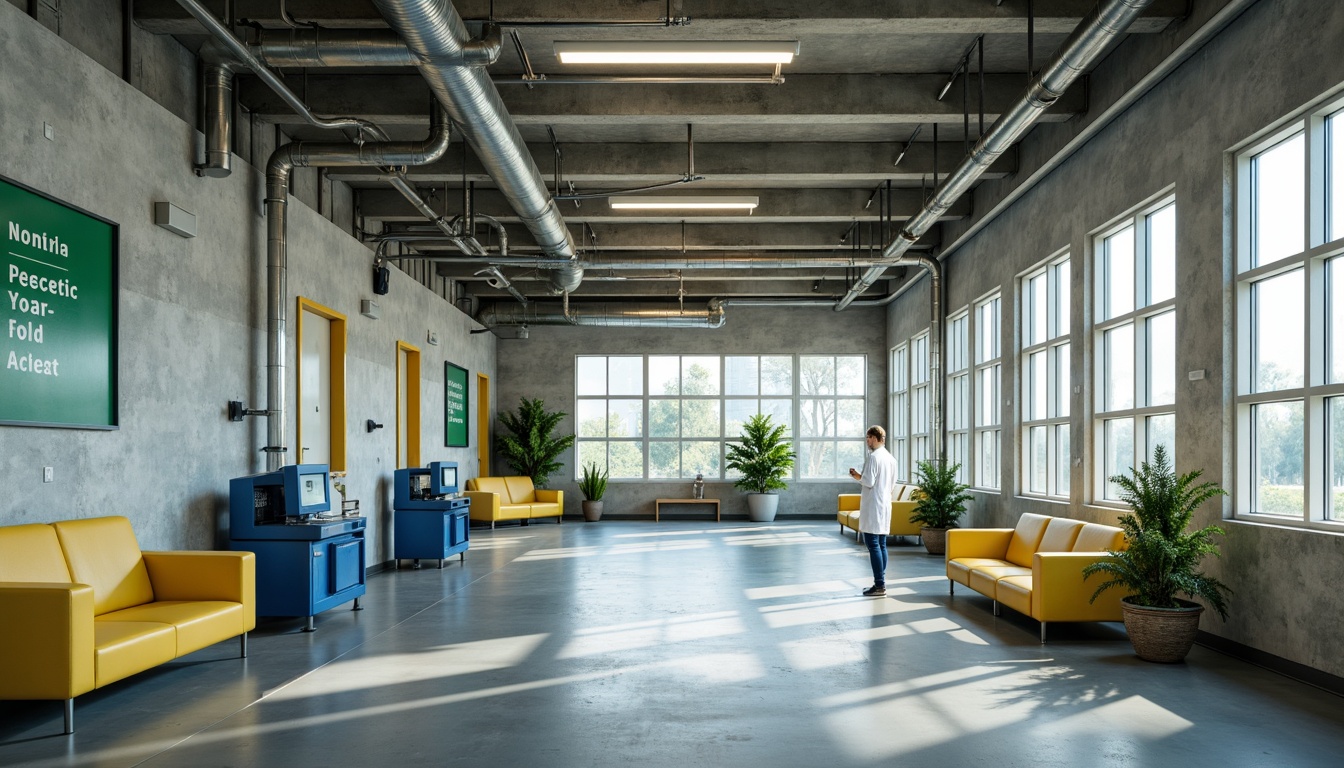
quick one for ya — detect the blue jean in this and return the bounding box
[863,532,888,587]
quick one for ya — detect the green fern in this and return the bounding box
[910,459,973,529]
[724,414,795,494]
[496,397,576,488]
[1081,445,1231,618]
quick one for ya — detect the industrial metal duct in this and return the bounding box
[370,0,582,294]
[479,300,726,329]
[831,0,1156,465]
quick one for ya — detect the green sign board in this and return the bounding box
[1,175,119,429]
[445,361,469,447]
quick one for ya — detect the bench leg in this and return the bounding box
[240,632,248,658]
[64,699,73,735]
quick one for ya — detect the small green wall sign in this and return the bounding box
[1,175,119,429]
[445,361,469,447]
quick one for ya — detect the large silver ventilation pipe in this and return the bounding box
[370,0,581,294]
[833,0,1154,463]
[199,61,233,177]
[480,300,725,329]
[261,107,452,470]
[251,26,500,68]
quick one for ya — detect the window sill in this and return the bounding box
[1227,515,1344,537]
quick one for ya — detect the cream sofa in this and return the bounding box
[0,516,256,734]
[837,483,923,540]
[946,512,1127,642]
[465,476,563,528]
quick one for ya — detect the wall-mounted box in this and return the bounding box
[153,201,197,238]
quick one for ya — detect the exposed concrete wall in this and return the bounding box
[0,3,494,568]
[889,0,1344,676]
[494,305,886,521]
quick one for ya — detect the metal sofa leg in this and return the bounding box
[64,699,73,735]
[240,631,248,658]
[1040,622,1047,644]
[949,581,954,596]
[993,600,1000,616]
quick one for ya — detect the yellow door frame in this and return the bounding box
[477,373,490,475]
[396,341,422,468]
[296,297,347,472]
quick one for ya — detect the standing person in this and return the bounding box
[848,425,897,596]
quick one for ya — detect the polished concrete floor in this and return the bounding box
[3,520,1343,767]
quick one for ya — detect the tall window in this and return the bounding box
[1093,199,1176,502]
[889,344,909,481]
[910,332,930,467]
[1236,98,1344,526]
[798,355,867,478]
[973,294,1002,490]
[946,311,970,484]
[577,354,863,481]
[1021,254,1071,498]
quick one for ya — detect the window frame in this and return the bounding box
[973,292,1003,491]
[946,309,971,485]
[1020,252,1072,500]
[889,343,910,482]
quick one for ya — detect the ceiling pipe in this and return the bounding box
[260,107,452,470]
[251,26,500,67]
[370,0,582,295]
[475,267,528,306]
[831,0,1155,465]
[479,300,726,329]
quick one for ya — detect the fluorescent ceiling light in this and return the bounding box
[609,196,760,210]
[555,41,799,65]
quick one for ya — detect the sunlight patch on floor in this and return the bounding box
[1032,694,1193,740]
[558,611,746,659]
[265,634,550,701]
[745,579,863,600]
[779,617,976,670]
[759,595,935,628]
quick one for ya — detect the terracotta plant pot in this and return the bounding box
[920,527,948,555]
[581,500,603,522]
[1121,598,1204,663]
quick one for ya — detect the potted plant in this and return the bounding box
[724,413,795,522]
[497,397,576,488]
[579,462,608,522]
[910,458,973,555]
[1082,445,1230,663]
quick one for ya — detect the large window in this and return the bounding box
[1093,199,1176,502]
[973,293,1002,490]
[946,311,970,484]
[1236,99,1344,526]
[1021,254,1071,498]
[910,332,931,468]
[577,354,864,481]
[889,343,909,481]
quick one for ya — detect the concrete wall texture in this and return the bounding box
[4,0,1344,682]
[883,0,1344,677]
[0,3,495,567]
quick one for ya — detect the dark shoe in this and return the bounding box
[862,585,886,597]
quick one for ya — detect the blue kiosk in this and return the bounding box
[393,461,470,569]
[229,464,366,631]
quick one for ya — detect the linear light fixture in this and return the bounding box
[555,41,799,65]
[609,196,760,210]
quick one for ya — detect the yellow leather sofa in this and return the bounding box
[837,483,923,539]
[465,476,563,528]
[0,516,256,734]
[946,512,1127,642]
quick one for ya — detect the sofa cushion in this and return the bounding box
[504,476,537,504]
[468,477,509,498]
[101,601,246,657]
[996,576,1034,616]
[528,503,562,518]
[0,523,71,583]
[1004,513,1053,567]
[53,517,155,616]
[1073,523,1126,552]
[1037,518,1086,553]
[969,565,1031,596]
[497,504,533,521]
[947,558,1009,585]
[92,621,176,688]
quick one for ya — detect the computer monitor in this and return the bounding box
[427,461,458,496]
[281,464,331,517]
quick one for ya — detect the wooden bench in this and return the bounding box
[655,498,721,522]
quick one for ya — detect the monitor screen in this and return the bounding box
[300,473,327,507]
[440,465,457,490]
[427,461,459,495]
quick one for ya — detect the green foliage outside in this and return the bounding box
[497,397,576,488]
[724,414,795,494]
[1082,444,1232,618]
[579,462,608,501]
[910,459,973,529]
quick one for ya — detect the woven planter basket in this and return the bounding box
[921,527,948,556]
[1121,598,1204,663]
